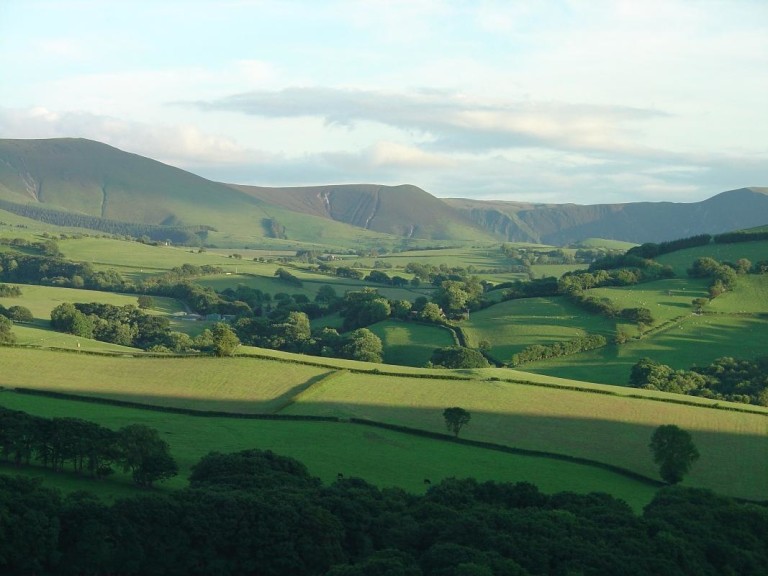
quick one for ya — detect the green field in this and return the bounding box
[2,346,765,502]
[367,319,456,366]
[0,283,184,321]
[0,391,659,510]
[526,313,768,385]
[656,239,768,275]
[461,297,616,363]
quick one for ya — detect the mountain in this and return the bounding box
[0,138,765,247]
[445,188,768,244]
[231,183,494,241]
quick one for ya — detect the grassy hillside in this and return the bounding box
[0,391,660,509]
[1,347,765,502]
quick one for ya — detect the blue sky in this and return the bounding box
[1,0,766,203]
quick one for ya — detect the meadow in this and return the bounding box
[367,319,456,366]
[0,391,660,510]
[2,346,765,503]
[656,239,768,275]
[460,296,616,363]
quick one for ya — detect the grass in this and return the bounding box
[708,275,768,313]
[2,345,764,502]
[367,320,456,366]
[656,240,768,276]
[527,313,768,384]
[0,391,660,510]
[0,283,184,320]
[282,370,768,501]
[461,297,616,363]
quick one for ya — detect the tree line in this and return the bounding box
[0,445,765,575]
[0,406,177,486]
[0,198,212,245]
[630,356,768,406]
[509,334,607,366]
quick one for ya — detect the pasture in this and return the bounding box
[2,346,765,502]
[460,296,616,363]
[0,391,660,510]
[525,314,768,385]
[283,370,768,501]
[367,320,456,366]
[656,239,768,275]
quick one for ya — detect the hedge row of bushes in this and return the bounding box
[508,334,607,366]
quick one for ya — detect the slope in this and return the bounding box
[447,187,768,244]
[232,183,497,241]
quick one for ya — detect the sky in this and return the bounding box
[1,0,766,204]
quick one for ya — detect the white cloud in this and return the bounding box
[0,106,259,167]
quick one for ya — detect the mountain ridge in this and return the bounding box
[0,138,765,246]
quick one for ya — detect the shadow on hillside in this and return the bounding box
[2,388,765,502]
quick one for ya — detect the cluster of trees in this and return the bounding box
[509,334,607,366]
[234,310,384,362]
[48,302,239,355]
[0,407,177,486]
[561,259,674,293]
[630,356,768,405]
[0,282,23,297]
[50,302,175,349]
[688,257,743,298]
[262,217,287,239]
[568,292,654,328]
[1,446,766,575]
[430,346,490,369]
[0,252,127,290]
[0,235,63,257]
[0,198,212,245]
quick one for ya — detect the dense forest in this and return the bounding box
[1,444,766,575]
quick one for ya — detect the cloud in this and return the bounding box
[190,87,668,157]
[0,106,258,167]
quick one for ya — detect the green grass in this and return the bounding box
[656,240,768,276]
[708,275,768,313]
[525,314,768,385]
[367,320,456,366]
[588,277,712,324]
[2,345,766,502]
[282,371,768,501]
[0,347,331,413]
[461,297,616,363]
[0,283,183,321]
[0,391,659,510]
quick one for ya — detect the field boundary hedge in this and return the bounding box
[11,387,340,422]
[348,417,665,488]
[6,387,665,489]
[6,345,768,416]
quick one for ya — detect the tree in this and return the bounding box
[211,322,240,357]
[443,407,471,437]
[0,315,15,345]
[649,425,700,484]
[118,424,178,487]
[431,347,489,369]
[137,295,154,309]
[342,328,383,363]
[7,305,33,323]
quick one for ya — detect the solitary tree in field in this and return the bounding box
[649,424,700,484]
[211,322,240,357]
[443,407,471,438]
[137,295,154,310]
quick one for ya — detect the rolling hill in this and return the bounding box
[0,138,765,246]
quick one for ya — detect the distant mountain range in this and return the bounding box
[0,138,766,246]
